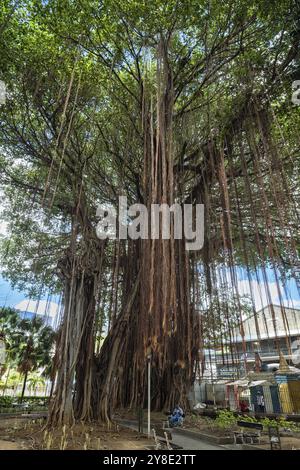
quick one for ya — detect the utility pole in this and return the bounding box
[147,353,151,438]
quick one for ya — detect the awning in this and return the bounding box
[248,380,268,387]
[226,380,249,387]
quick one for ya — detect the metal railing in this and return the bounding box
[214,349,291,364]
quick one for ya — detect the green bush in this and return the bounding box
[0,395,48,410]
[215,410,237,429]
[236,414,258,424]
[260,416,300,432]
[215,409,300,433]
[0,396,14,407]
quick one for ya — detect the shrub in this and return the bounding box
[0,396,14,407]
[0,395,48,410]
[215,410,237,429]
[236,414,258,424]
[257,416,300,432]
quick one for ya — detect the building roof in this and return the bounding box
[231,304,300,343]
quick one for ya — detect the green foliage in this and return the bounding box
[260,416,300,433]
[216,410,300,433]
[0,394,48,412]
[0,307,21,347]
[0,370,21,389]
[236,413,258,424]
[215,410,237,429]
[0,307,55,377]
[11,316,55,376]
[0,395,14,407]
[0,2,299,415]
[27,372,46,393]
[0,0,298,294]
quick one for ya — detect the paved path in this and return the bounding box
[171,429,224,450]
[117,419,225,451]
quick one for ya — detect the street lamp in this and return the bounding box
[146,351,151,438]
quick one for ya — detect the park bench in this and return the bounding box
[152,427,183,450]
[233,420,263,445]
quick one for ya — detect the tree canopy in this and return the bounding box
[0,0,299,424]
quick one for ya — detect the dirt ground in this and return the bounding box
[182,415,230,436]
[114,409,166,422]
[256,435,300,450]
[3,411,299,451]
[115,408,229,436]
[0,416,150,450]
[0,440,20,450]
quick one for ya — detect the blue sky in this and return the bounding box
[0,276,26,308]
[1,266,299,315]
[233,266,300,310]
[0,275,61,314]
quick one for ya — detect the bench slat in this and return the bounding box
[153,427,172,440]
[237,420,263,430]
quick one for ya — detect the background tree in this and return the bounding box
[27,373,46,396]
[0,307,22,378]
[9,317,55,401]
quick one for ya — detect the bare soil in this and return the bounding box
[182,415,230,436]
[0,416,149,450]
[258,435,300,450]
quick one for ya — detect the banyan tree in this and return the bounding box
[0,0,299,425]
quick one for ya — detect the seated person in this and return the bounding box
[168,404,184,427]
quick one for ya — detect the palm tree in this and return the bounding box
[0,307,22,380]
[10,317,55,401]
[27,373,46,396]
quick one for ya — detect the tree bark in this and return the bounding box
[20,371,28,402]
[90,36,200,421]
[47,218,105,426]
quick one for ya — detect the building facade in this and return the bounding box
[214,304,300,379]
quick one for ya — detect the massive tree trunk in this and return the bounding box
[49,37,200,426]
[91,37,200,421]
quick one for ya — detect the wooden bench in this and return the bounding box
[152,427,183,450]
[233,421,263,445]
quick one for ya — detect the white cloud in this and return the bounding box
[15,299,60,318]
[237,279,300,311]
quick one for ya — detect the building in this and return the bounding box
[214,304,300,379]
